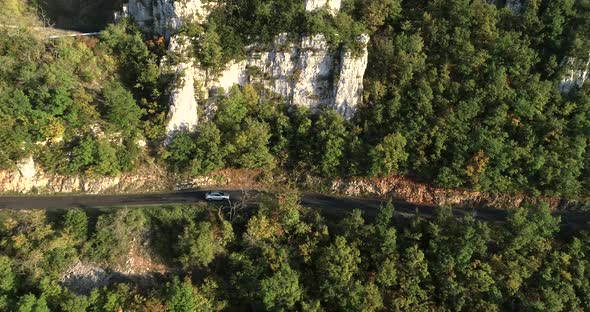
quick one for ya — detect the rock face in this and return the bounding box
[292,34,335,110]
[208,33,299,101]
[166,61,200,134]
[333,34,370,119]
[61,262,111,295]
[559,55,590,92]
[0,157,168,194]
[162,33,369,137]
[199,33,369,117]
[124,0,210,38]
[305,0,341,14]
[165,36,201,136]
[328,175,575,211]
[128,0,369,138]
[16,155,36,179]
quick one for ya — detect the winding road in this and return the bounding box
[0,190,588,232]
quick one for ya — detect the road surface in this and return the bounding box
[0,191,588,230]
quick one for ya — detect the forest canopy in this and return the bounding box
[0,193,589,311]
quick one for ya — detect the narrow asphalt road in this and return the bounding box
[0,191,588,231]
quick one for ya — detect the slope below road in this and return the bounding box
[0,191,588,231]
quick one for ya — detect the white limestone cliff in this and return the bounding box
[165,36,201,137]
[241,33,298,100]
[305,0,341,14]
[268,35,299,99]
[207,33,369,115]
[125,0,210,38]
[163,31,370,138]
[292,34,334,110]
[216,61,249,91]
[17,155,36,179]
[333,34,370,119]
[132,0,370,138]
[559,55,590,92]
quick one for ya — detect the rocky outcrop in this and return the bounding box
[559,55,590,92]
[129,0,369,138]
[220,34,368,111]
[210,33,298,100]
[327,175,574,211]
[16,155,36,179]
[165,36,201,136]
[61,262,111,295]
[124,0,210,38]
[305,0,341,14]
[292,34,335,110]
[162,31,369,138]
[166,61,201,134]
[208,33,369,116]
[0,157,168,194]
[333,34,370,119]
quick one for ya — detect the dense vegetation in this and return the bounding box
[0,13,167,176]
[1,0,590,197]
[171,0,590,197]
[2,1,589,310]
[1,191,589,311]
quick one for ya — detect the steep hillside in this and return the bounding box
[1,0,590,200]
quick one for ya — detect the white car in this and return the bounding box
[205,191,230,201]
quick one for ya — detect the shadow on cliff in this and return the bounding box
[36,0,121,32]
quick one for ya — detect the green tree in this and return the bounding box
[494,203,560,299]
[63,209,88,245]
[287,106,313,170]
[164,131,197,173]
[102,80,144,134]
[167,278,197,312]
[16,294,49,312]
[312,109,348,177]
[86,208,145,266]
[0,89,33,169]
[260,264,302,310]
[391,244,433,311]
[67,136,95,174]
[0,256,16,310]
[214,85,248,134]
[100,20,161,101]
[178,221,233,269]
[89,139,120,177]
[192,23,224,72]
[59,293,91,312]
[358,0,401,31]
[230,118,275,169]
[369,132,408,176]
[317,236,361,308]
[192,122,225,175]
